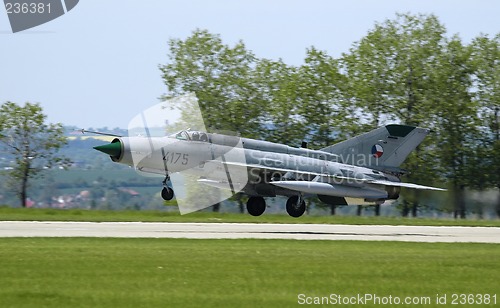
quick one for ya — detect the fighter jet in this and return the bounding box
[93,123,445,217]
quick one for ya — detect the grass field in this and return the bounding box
[0,238,498,307]
[1,206,500,227]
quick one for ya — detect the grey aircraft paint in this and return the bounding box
[93,124,445,217]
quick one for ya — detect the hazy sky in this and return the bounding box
[1,0,498,129]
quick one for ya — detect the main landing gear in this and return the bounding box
[246,195,306,217]
[161,174,174,201]
[246,196,266,216]
[286,195,306,218]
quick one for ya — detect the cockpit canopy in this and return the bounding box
[172,130,209,142]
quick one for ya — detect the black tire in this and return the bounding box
[286,196,306,218]
[246,197,266,216]
[161,187,174,201]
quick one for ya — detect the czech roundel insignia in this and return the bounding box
[371,144,384,158]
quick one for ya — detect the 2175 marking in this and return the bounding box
[163,152,188,165]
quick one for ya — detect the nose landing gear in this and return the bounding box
[161,174,174,201]
[161,187,174,201]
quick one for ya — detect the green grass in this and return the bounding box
[1,206,500,227]
[0,238,498,307]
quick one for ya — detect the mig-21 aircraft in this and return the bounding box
[93,123,445,217]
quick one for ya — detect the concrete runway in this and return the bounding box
[0,221,499,243]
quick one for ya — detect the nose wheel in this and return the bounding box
[161,187,174,200]
[161,175,174,201]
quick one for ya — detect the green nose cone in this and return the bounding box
[93,141,122,158]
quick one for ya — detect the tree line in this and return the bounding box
[160,13,500,218]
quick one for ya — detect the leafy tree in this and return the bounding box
[160,29,263,138]
[0,102,70,207]
[252,58,304,144]
[341,13,447,216]
[243,49,350,148]
[431,36,480,218]
[299,47,356,147]
[471,34,500,217]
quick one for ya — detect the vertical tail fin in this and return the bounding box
[321,124,429,170]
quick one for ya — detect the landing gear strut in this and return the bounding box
[246,196,266,216]
[161,174,174,201]
[286,195,306,217]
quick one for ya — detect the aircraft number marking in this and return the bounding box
[163,152,188,165]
